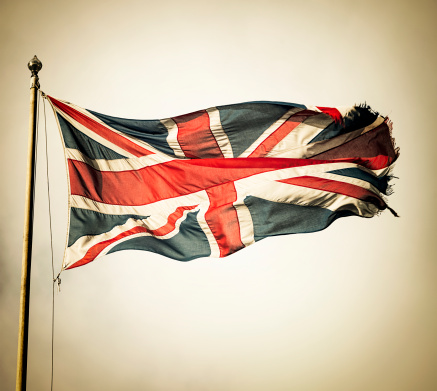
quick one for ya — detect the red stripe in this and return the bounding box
[68,155,391,206]
[66,205,197,269]
[278,176,386,209]
[248,120,300,157]
[173,110,223,158]
[205,182,243,257]
[316,106,342,123]
[49,96,154,157]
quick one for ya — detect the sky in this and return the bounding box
[1,0,436,390]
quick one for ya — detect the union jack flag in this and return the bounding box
[47,96,398,271]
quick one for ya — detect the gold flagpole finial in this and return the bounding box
[28,55,42,77]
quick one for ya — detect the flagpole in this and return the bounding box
[16,55,42,391]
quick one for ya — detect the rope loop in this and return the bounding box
[53,273,62,292]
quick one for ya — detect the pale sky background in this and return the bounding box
[1,0,436,390]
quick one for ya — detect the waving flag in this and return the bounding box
[47,96,398,271]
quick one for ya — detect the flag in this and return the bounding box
[47,96,398,271]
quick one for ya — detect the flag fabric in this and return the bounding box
[47,96,398,271]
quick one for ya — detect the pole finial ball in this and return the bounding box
[28,55,42,76]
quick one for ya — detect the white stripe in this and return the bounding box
[66,148,173,171]
[206,107,233,158]
[265,116,336,157]
[373,165,392,178]
[240,108,303,157]
[162,118,186,158]
[70,190,209,217]
[311,171,381,196]
[233,200,254,247]
[196,201,221,258]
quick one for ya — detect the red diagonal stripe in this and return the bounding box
[316,106,342,123]
[49,96,154,157]
[248,110,317,158]
[205,182,243,257]
[173,110,223,158]
[278,176,386,209]
[67,205,198,270]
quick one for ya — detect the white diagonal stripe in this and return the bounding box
[310,171,381,196]
[70,189,209,217]
[66,148,173,171]
[196,202,221,258]
[265,117,334,157]
[233,200,254,247]
[162,118,186,158]
[206,107,233,158]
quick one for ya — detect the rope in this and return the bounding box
[41,90,57,391]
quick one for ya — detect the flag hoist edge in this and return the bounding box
[46,95,399,271]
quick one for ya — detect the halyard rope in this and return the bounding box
[40,90,56,391]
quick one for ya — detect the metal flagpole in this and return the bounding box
[16,55,42,391]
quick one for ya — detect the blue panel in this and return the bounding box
[244,196,355,241]
[217,103,295,157]
[58,114,127,160]
[88,110,176,157]
[106,211,211,261]
[68,207,149,247]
